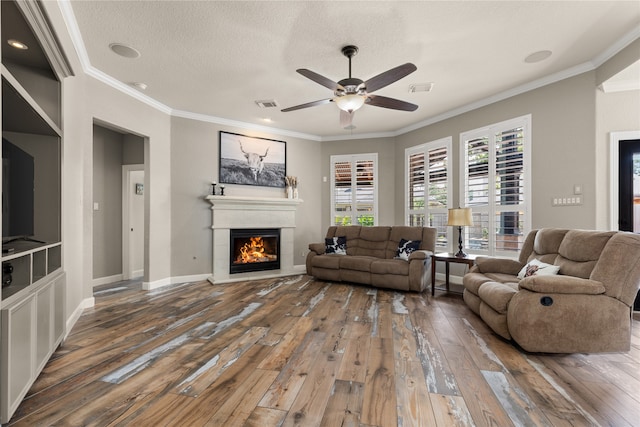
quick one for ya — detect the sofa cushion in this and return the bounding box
[395,239,421,260]
[517,259,560,279]
[477,281,518,314]
[554,230,616,279]
[371,259,410,276]
[325,236,347,255]
[339,255,377,272]
[311,255,342,269]
[354,226,391,258]
[386,226,426,259]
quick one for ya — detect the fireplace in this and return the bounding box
[229,228,281,274]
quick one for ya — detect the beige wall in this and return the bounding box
[394,71,599,231]
[319,137,396,231]
[169,116,323,275]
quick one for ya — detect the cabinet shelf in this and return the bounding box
[1,242,62,308]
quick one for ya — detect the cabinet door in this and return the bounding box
[1,294,35,424]
[53,273,66,344]
[36,284,53,372]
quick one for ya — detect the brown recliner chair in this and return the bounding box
[463,228,640,353]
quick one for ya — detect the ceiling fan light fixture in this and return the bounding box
[335,94,365,112]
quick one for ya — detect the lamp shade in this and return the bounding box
[447,207,473,226]
[335,94,366,112]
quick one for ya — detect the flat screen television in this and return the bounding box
[2,137,35,243]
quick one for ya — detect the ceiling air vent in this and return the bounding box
[255,99,279,108]
[408,83,434,93]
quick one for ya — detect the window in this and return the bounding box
[331,154,378,226]
[405,137,452,250]
[461,115,531,256]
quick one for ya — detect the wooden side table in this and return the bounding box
[431,252,478,296]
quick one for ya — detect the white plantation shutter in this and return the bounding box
[462,115,530,256]
[405,137,452,250]
[331,154,378,226]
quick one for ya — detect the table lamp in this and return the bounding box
[447,207,474,258]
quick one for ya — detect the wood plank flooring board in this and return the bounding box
[258,317,314,370]
[174,326,269,397]
[440,341,515,426]
[526,355,629,427]
[405,298,460,396]
[258,330,327,411]
[205,368,280,426]
[319,379,365,427]
[244,406,288,427]
[392,313,437,426]
[430,394,476,427]
[448,317,507,372]
[281,333,344,427]
[153,344,274,426]
[336,322,372,383]
[361,337,398,427]
[492,346,596,426]
[481,370,555,427]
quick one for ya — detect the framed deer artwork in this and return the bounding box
[219,131,286,188]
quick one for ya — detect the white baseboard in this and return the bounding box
[64,297,94,341]
[435,272,464,285]
[92,274,123,288]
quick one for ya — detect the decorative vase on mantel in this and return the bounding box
[286,186,293,199]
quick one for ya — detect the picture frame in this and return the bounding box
[219,131,286,188]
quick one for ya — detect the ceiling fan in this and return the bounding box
[281,45,418,128]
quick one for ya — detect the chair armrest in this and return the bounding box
[475,256,523,275]
[308,242,326,255]
[408,250,433,261]
[519,275,606,295]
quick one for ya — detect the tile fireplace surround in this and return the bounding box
[205,195,303,284]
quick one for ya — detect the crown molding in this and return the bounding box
[171,110,321,141]
[18,0,73,78]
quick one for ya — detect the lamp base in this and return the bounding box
[455,225,467,258]
[454,249,468,258]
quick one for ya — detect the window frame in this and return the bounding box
[404,137,453,251]
[460,115,532,257]
[330,153,379,227]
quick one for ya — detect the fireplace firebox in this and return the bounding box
[229,228,281,274]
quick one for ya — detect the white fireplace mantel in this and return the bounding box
[205,195,303,283]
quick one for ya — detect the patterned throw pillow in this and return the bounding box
[325,236,347,255]
[517,258,560,279]
[396,239,421,261]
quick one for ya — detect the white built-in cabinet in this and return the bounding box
[0,0,71,422]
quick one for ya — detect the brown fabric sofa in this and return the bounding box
[306,225,436,292]
[463,228,640,353]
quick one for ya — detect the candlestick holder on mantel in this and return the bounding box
[210,182,225,196]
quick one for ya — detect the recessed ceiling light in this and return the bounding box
[524,50,552,64]
[109,43,141,59]
[131,82,147,90]
[7,39,28,50]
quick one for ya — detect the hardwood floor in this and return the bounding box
[7,276,640,426]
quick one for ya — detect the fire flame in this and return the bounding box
[236,237,275,264]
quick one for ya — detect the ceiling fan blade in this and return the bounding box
[340,109,355,128]
[366,94,418,111]
[297,69,343,91]
[281,98,332,112]
[365,63,417,93]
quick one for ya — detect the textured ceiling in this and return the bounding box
[66,1,640,139]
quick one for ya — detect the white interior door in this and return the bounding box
[123,166,144,279]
